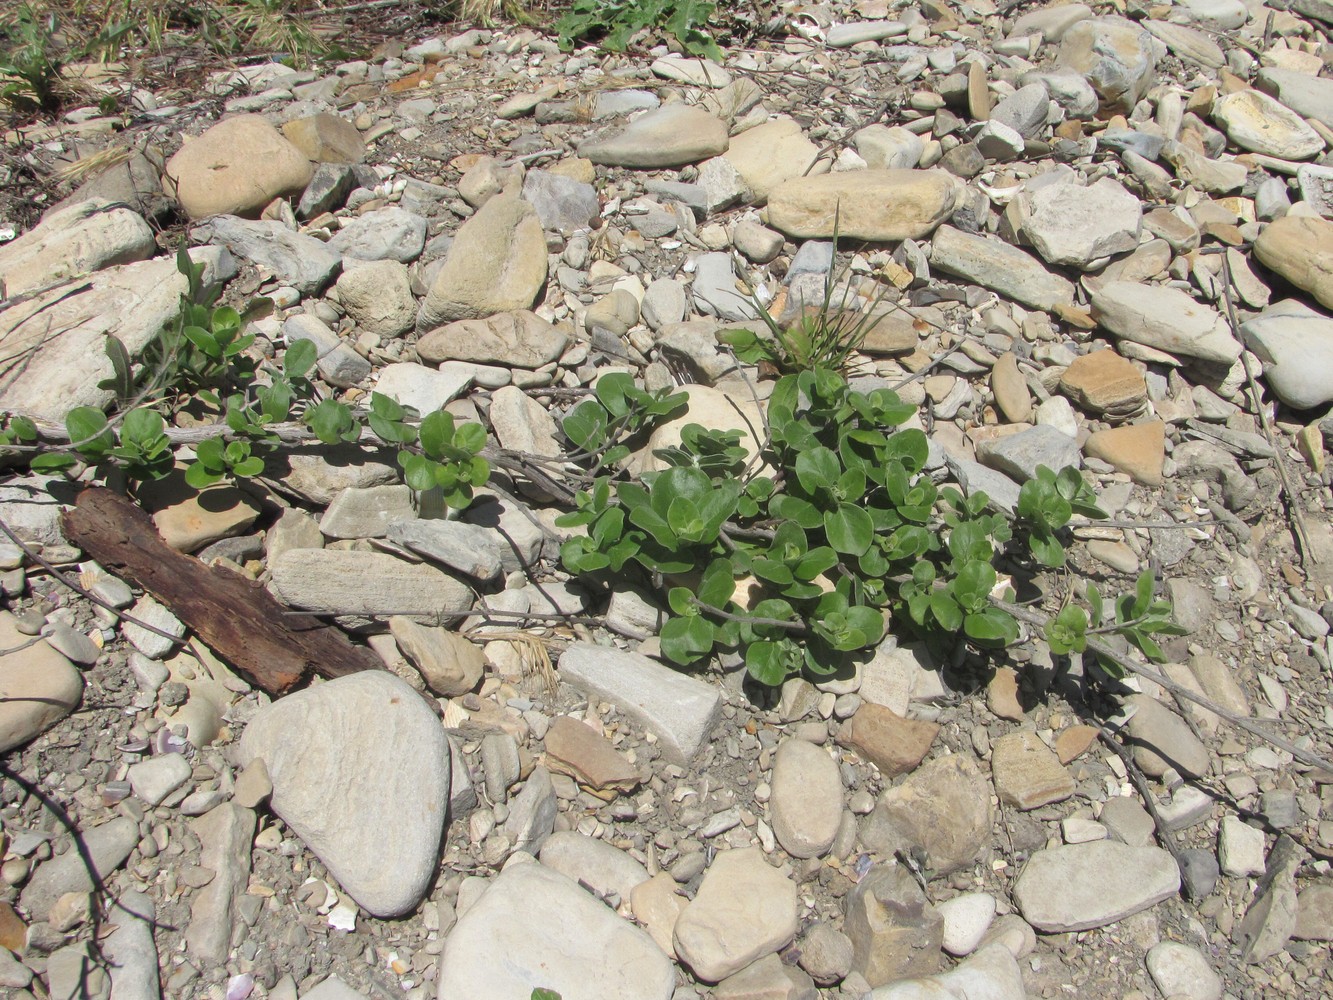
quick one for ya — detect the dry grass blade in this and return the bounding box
[464,628,559,698]
[51,143,127,184]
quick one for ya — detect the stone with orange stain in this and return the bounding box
[838,704,939,777]
[1055,724,1100,765]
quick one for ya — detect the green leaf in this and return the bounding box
[563,399,608,452]
[594,372,638,418]
[769,495,822,529]
[455,421,487,454]
[121,407,164,445]
[232,456,266,478]
[1028,529,1065,568]
[697,558,735,609]
[417,409,455,458]
[1132,569,1154,618]
[532,989,562,1000]
[930,591,963,632]
[661,615,714,666]
[795,446,839,493]
[184,461,222,489]
[1087,582,1104,629]
[66,406,113,459]
[667,587,695,617]
[30,452,77,473]
[305,399,358,444]
[952,560,997,613]
[400,454,438,492]
[883,428,928,471]
[746,640,797,686]
[284,337,318,377]
[963,608,1019,647]
[824,503,873,556]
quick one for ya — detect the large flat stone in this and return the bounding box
[767,170,963,242]
[268,549,472,619]
[1014,841,1180,932]
[237,671,450,917]
[0,198,155,297]
[437,861,674,1000]
[579,104,728,169]
[0,248,235,421]
[557,642,722,765]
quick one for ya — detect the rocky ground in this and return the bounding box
[1,1,1333,998]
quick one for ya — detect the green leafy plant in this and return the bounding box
[554,0,723,61]
[557,366,1174,688]
[531,990,561,1000]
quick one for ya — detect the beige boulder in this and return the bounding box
[0,612,83,754]
[416,191,547,329]
[722,117,821,204]
[0,199,156,297]
[281,113,366,163]
[165,115,314,220]
[766,170,962,242]
[1254,216,1333,311]
[416,310,569,369]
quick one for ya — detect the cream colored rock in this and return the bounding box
[417,191,547,329]
[335,260,415,338]
[722,117,820,204]
[0,199,155,297]
[1212,90,1324,160]
[1254,216,1333,311]
[579,103,728,169]
[674,848,799,983]
[0,248,235,421]
[281,113,365,164]
[0,612,82,754]
[1090,282,1241,364]
[417,310,570,369]
[165,115,313,220]
[766,170,962,242]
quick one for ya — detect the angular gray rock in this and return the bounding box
[1013,841,1180,931]
[186,803,256,964]
[268,548,472,619]
[692,252,760,321]
[327,206,427,263]
[203,215,341,294]
[579,103,729,169]
[104,890,161,1000]
[558,642,723,764]
[1057,16,1158,113]
[522,169,600,233]
[437,861,674,1000]
[22,815,139,918]
[976,425,1081,482]
[1241,300,1333,410]
[1022,178,1142,270]
[387,518,504,582]
[237,671,451,917]
[930,226,1074,311]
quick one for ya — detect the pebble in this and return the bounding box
[769,738,844,859]
[936,892,997,956]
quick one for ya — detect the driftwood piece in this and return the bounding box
[61,487,379,694]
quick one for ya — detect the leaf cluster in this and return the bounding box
[554,0,723,61]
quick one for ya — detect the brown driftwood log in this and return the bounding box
[61,487,379,694]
